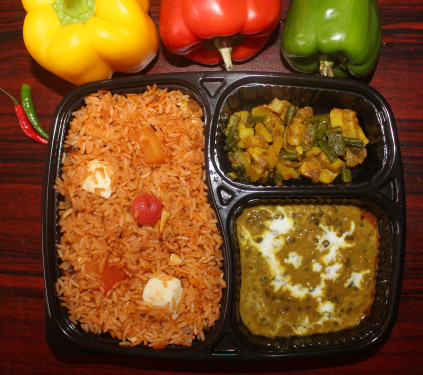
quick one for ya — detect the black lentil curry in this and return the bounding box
[236,204,379,338]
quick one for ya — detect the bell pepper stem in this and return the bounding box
[320,59,334,77]
[52,0,96,25]
[213,38,234,71]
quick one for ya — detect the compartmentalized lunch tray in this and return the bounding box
[42,72,405,361]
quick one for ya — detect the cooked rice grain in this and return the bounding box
[54,86,225,348]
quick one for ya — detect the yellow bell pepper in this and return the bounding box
[22,0,159,85]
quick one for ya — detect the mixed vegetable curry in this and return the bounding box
[223,98,369,184]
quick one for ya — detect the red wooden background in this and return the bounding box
[0,1,422,374]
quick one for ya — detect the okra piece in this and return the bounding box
[343,136,364,149]
[328,132,347,156]
[284,104,298,126]
[318,139,337,163]
[304,113,330,124]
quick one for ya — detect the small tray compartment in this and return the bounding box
[212,83,388,188]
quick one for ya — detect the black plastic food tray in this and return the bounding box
[42,72,405,361]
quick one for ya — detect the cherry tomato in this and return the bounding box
[131,194,163,226]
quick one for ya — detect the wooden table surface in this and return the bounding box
[1,1,422,374]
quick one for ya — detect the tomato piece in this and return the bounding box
[85,258,101,275]
[99,263,127,292]
[86,257,127,293]
[140,126,165,164]
[131,194,163,226]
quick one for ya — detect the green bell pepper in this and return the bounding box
[281,0,382,78]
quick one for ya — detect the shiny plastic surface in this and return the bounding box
[42,72,405,361]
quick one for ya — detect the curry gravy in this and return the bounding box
[237,204,379,338]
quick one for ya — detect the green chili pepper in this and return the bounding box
[328,133,347,156]
[284,104,297,126]
[341,165,353,183]
[318,139,337,163]
[0,87,47,145]
[304,113,330,124]
[343,136,364,149]
[20,84,49,140]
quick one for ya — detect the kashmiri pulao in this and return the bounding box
[54,86,225,348]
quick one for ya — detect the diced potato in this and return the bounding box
[272,129,284,155]
[265,112,284,132]
[305,146,322,158]
[234,110,250,125]
[298,157,322,182]
[318,152,344,173]
[293,107,314,123]
[330,108,369,145]
[263,149,279,169]
[266,98,291,115]
[251,105,273,118]
[276,160,300,180]
[238,123,255,139]
[318,168,339,184]
[243,135,270,149]
[249,163,265,183]
[286,122,306,146]
[298,157,339,184]
[255,123,273,143]
[248,147,278,169]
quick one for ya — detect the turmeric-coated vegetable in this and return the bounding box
[223,98,369,185]
[22,0,159,85]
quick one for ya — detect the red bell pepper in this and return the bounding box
[159,0,282,71]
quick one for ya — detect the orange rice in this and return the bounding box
[54,86,226,348]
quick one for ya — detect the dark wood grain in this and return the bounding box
[1,1,422,374]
